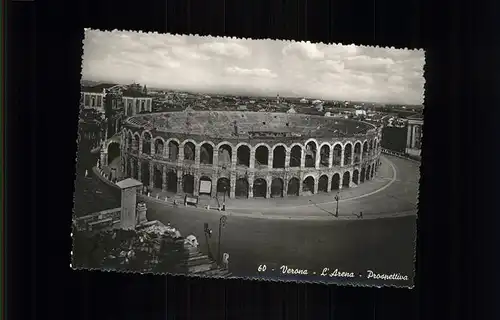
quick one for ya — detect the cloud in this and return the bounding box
[82,30,425,105]
[225,66,277,78]
[198,42,251,59]
[282,42,325,60]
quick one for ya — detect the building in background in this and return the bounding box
[405,114,423,158]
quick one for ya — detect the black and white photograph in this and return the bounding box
[72,29,424,287]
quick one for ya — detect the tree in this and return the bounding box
[72,228,190,274]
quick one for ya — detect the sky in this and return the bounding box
[82,29,426,105]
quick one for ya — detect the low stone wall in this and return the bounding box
[73,207,121,232]
[381,148,420,163]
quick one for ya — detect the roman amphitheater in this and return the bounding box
[111,110,382,200]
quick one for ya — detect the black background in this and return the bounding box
[7,0,500,318]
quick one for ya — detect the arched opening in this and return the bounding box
[107,142,120,165]
[331,173,340,191]
[287,178,300,196]
[154,139,164,156]
[235,178,249,198]
[342,171,350,188]
[302,176,315,195]
[362,141,369,158]
[199,176,212,195]
[320,145,330,167]
[271,178,284,198]
[343,144,352,166]
[354,142,362,164]
[200,143,214,165]
[141,161,150,186]
[182,174,195,194]
[133,135,140,153]
[237,145,250,167]
[255,146,269,168]
[127,132,133,152]
[353,169,359,185]
[305,142,317,168]
[217,177,231,197]
[371,165,375,179]
[333,144,342,166]
[318,175,329,192]
[253,178,267,198]
[183,142,196,162]
[366,165,371,181]
[143,132,152,155]
[168,141,179,161]
[290,146,302,167]
[153,166,162,189]
[360,168,366,183]
[218,144,232,167]
[166,171,177,193]
[272,146,286,168]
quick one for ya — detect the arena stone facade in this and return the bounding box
[106,111,383,199]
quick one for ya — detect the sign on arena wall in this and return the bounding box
[199,180,212,194]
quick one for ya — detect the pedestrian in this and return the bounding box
[359,211,363,219]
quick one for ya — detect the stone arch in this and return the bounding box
[287,177,300,196]
[142,131,153,155]
[236,143,251,167]
[253,178,267,198]
[318,175,329,192]
[166,170,177,192]
[126,131,133,152]
[199,176,212,195]
[332,143,342,166]
[319,143,331,167]
[254,143,270,168]
[141,161,150,186]
[331,173,340,191]
[167,139,180,161]
[217,177,231,196]
[366,164,372,181]
[133,133,141,152]
[235,178,249,198]
[353,141,362,164]
[154,137,165,156]
[343,142,353,166]
[131,158,138,179]
[183,141,196,162]
[305,140,318,168]
[362,140,369,158]
[353,169,359,184]
[360,167,366,183]
[342,171,350,188]
[199,142,214,165]
[272,144,287,168]
[271,178,284,198]
[107,142,120,165]
[302,176,315,194]
[217,142,233,167]
[289,144,302,167]
[182,174,195,194]
[153,166,162,189]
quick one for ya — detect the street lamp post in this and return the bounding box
[334,193,340,217]
[203,222,213,259]
[217,215,228,264]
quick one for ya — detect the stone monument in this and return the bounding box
[116,178,143,230]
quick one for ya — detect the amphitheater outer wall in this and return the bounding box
[110,113,383,199]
